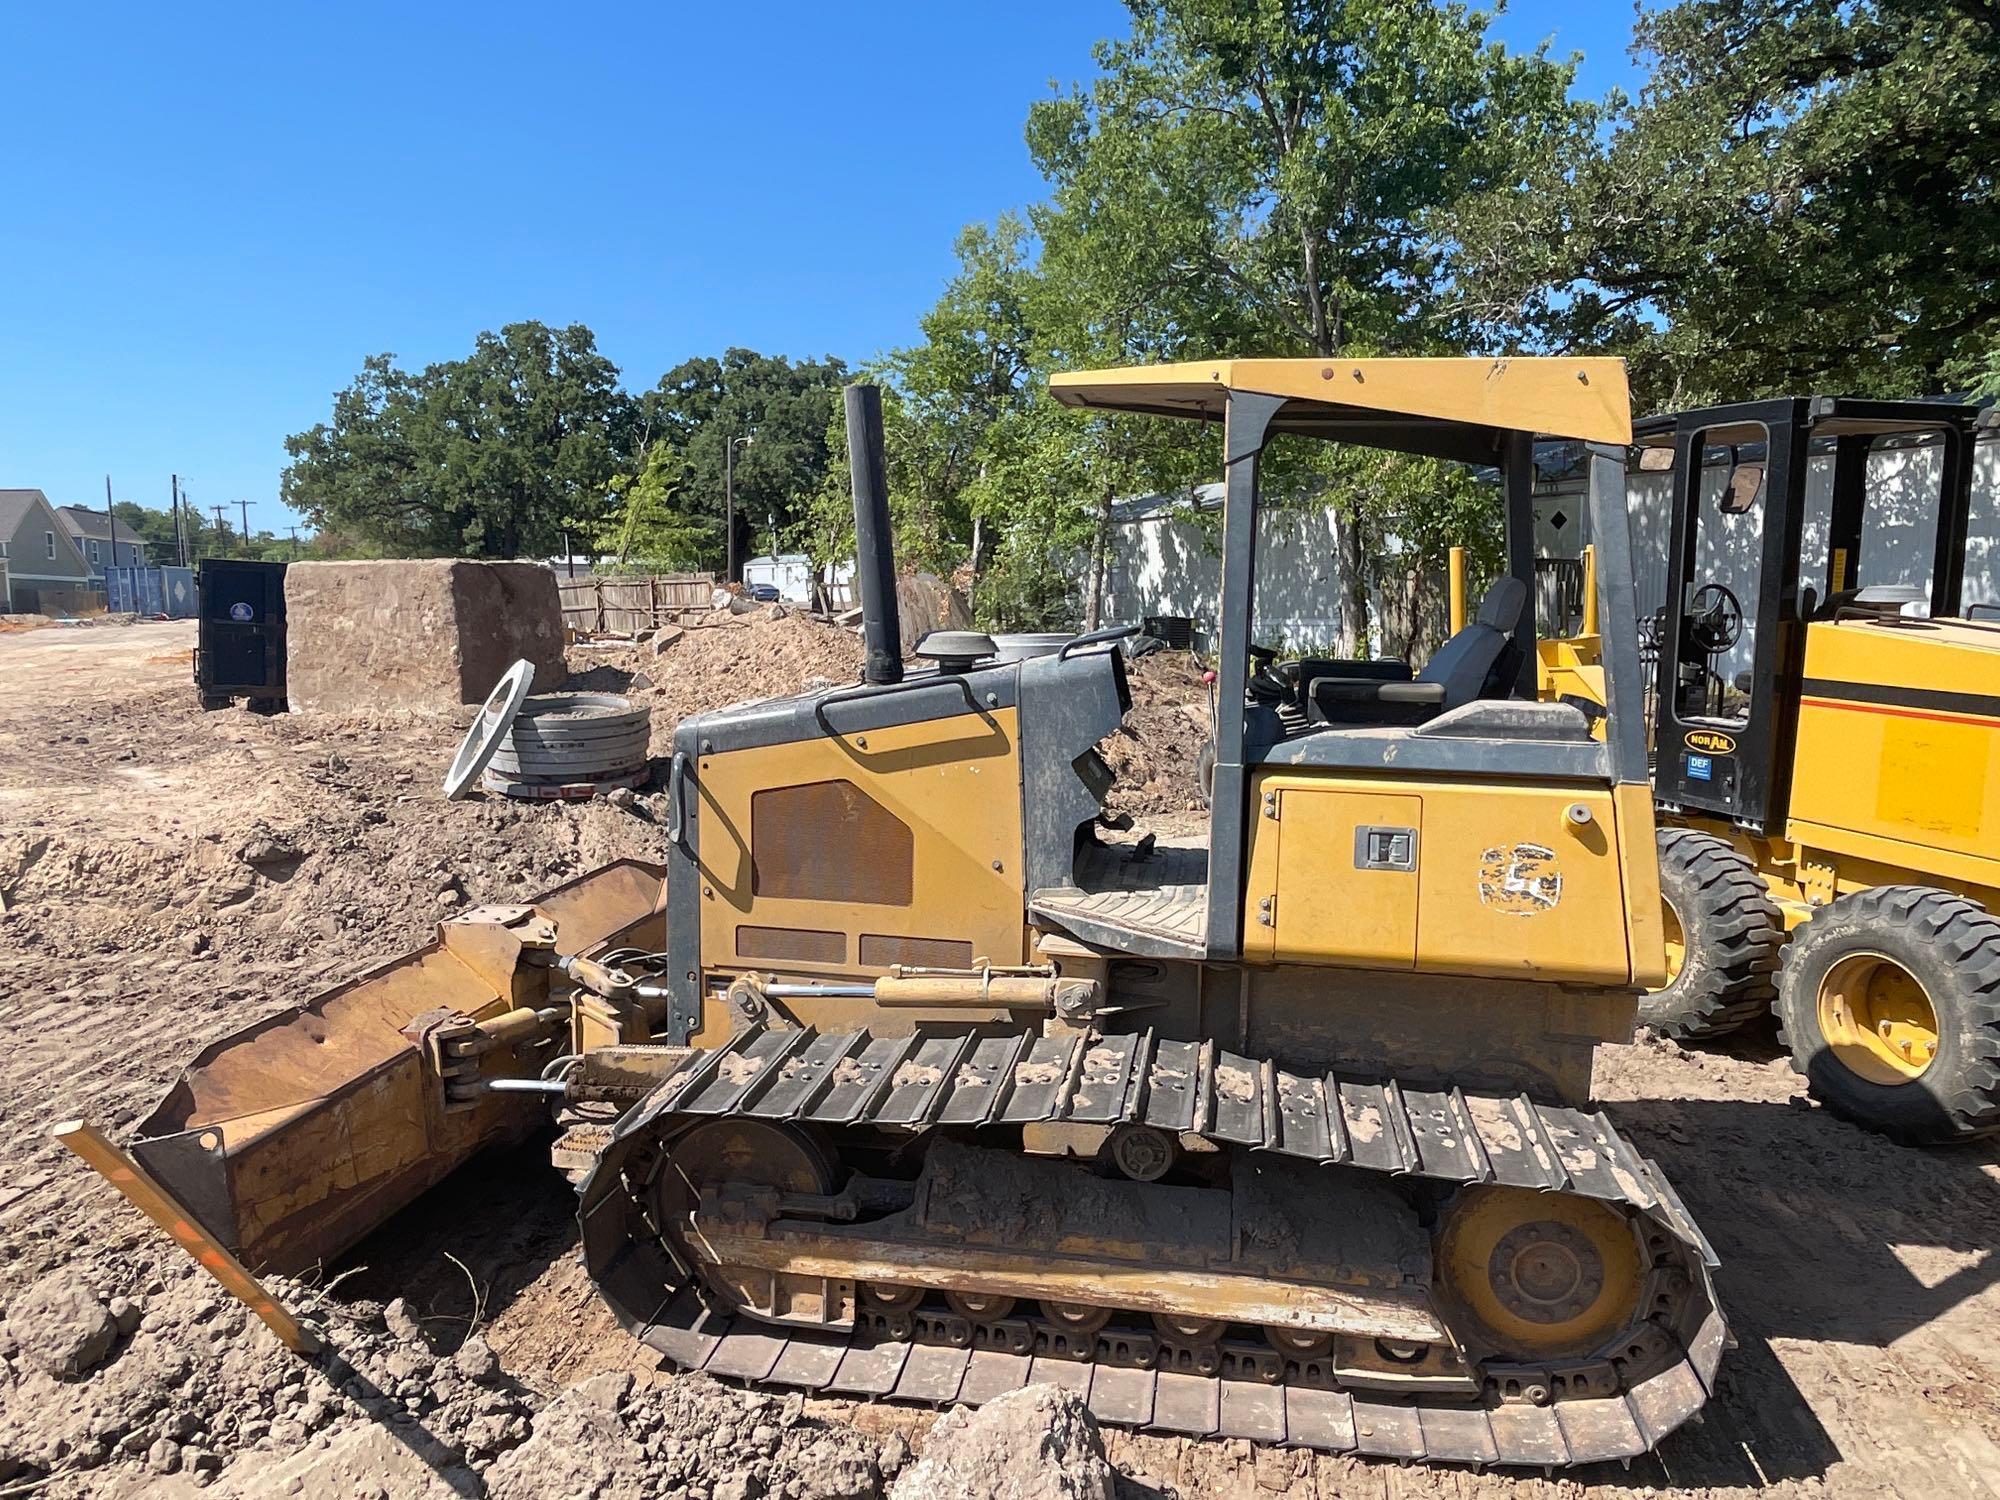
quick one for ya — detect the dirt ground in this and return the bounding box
[1,618,1997,1498]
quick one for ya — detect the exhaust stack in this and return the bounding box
[844,384,903,686]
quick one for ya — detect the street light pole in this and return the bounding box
[724,434,753,583]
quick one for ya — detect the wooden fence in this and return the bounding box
[558,573,716,636]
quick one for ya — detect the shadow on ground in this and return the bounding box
[335,1135,578,1344]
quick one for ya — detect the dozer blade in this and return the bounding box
[126,859,664,1276]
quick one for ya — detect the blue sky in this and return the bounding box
[0,2,1642,532]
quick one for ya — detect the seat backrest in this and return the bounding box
[1475,575,1527,632]
[1417,577,1527,708]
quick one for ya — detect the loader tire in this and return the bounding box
[1776,886,2000,1144]
[1638,828,1785,1040]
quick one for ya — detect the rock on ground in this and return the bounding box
[892,1385,1115,1500]
[483,1372,648,1500]
[206,1422,477,1499]
[6,1269,120,1378]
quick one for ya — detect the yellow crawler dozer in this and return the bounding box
[102,359,1724,1468]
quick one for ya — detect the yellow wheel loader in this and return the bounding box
[96,360,1724,1467]
[1586,398,1999,1145]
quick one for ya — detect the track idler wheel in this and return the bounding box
[1153,1313,1225,1343]
[945,1292,1015,1321]
[1264,1327,1333,1358]
[655,1118,840,1287]
[1041,1302,1110,1337]
[1437,1185,1642,1359]
[860,1284,924,1316]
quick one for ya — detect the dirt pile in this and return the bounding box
[492,617,1219,818]
[1099,649,1211,817]
[645,609,866,729]
[485,1370,887,1500]
[0,1248,892,1499]
[0,1256,501,1492]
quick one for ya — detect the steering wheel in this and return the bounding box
[1687,583,1743,655]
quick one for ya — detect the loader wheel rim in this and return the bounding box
[1438,1186,1641,1358]
[1817,951,1939,1084]
[1658,898,1687,987]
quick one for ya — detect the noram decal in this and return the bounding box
[1683,729,1737,755]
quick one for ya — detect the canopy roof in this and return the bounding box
[1050,357,1631,460]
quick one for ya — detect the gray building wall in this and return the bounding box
[57,507,148,582]
[0,490,93,607]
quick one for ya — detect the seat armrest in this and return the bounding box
[1375,681,1447,706]
[1296,657,1412,684]
[1310,676,1394,706]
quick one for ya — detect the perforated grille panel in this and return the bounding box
[858,935,975,970]
[736,925,846,964]
[752,780,913,906]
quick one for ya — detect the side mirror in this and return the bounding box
[1720,462,1764,514]
[1636,445,1676,473]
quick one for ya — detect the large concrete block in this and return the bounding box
[285,560,567,714]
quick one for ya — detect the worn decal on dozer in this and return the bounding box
[1478,843,1563,914]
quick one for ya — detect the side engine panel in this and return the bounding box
[689,707,1029,1035]
[1243,771,1635,985]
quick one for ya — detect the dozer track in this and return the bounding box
[578,1024,1726,1468]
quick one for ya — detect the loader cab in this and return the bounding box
[1638,397,1980,836]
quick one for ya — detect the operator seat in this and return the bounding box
[1308,576,1528,726]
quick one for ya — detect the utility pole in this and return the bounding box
[103,476,117,590]
[236,499,252,555]
[725,434,753,583]
[171,475,186,569]
[289,525,299,560]
[212,505,228,558]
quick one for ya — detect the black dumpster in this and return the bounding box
[195,559,287,710]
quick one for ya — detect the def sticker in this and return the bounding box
[1478,843,1563,915]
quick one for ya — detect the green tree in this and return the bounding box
[883,219,1043,574]
[281,322,628,558]
[602,442,714,571]
[880,213,1212,629]
[1019,0,1587,651]
[1452,0,2000,405]
[641,349,848,577]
